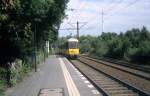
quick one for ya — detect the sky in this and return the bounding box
[59,0,150,37]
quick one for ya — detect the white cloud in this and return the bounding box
[59,0,150,37]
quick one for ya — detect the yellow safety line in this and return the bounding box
[59,58,80,96]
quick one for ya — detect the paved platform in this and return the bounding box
[6,55,102,96]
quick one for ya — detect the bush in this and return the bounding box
[9,59,32,86]
[79,27,150,64]
[0,80,5,96]
[0,68,7,80]
[125,41,150,64]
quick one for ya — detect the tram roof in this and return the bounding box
[67,38,79,42]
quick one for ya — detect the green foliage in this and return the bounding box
[0,0,68,90]
[94,40,107,57]
[0,0,68,65]
[79,35,96,54]
[0,68,7,96]
[79,27,150,64]
[9,59,32,86]
[0,80,5,96]
[105,37,124,58]
[0,68,7,80]
[126,40,150,63]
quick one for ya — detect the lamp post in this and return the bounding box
[34,18,41,72]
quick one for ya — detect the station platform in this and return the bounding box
[6,55,102,96]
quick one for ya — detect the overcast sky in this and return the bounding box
[59,0,150,37]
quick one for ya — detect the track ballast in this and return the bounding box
[70,55,150,96]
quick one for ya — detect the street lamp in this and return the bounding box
[34,18,41,72]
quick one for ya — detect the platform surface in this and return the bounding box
[6,55,102,96]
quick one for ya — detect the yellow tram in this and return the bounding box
[65,38,79,58]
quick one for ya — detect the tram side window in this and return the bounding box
[68,42,78,49]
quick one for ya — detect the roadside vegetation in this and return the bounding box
[79,27,150,64]
[0,0,68,95]
[0,75,6,96]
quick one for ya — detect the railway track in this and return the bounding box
[80,55,150,81]
[87,55,150,74]
[69,56,150,96]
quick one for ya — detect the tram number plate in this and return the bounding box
[38,88,63,96]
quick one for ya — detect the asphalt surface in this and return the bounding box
[6,55,69,96]
[5,55,101,96]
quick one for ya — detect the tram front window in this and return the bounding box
[68,42,78,49]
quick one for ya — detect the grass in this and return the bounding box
[0,80,5,96]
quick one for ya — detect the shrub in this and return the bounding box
[0,80,5,96]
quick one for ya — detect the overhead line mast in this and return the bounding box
[59,21,87,39]
[102,9,104,33]
[77,21,79,39]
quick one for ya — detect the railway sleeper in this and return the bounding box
[91,77,113,81]
[71,60,146,96]
[104,87,128,90]
[112,93,139,96]
[97,82,119,85]
[108,90,134,94]
[110,93,139,96]
[101,84,123,88]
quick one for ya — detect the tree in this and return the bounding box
[79,27,150,64]
[0,0,68,66]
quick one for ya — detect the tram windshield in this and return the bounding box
[68,42,78,49]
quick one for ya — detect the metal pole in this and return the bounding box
[77,21,79,39]
[34,24,37,72]
[102,9,104,33]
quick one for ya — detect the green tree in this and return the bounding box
[0,0,69,86]
[0,0,68,65]
[79,27,150,64]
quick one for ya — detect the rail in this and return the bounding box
[70,56,150,96]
